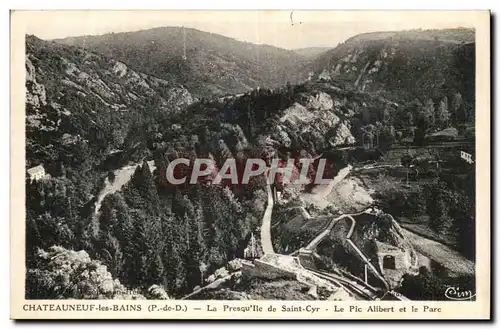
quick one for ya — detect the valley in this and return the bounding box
[24,25,476,302]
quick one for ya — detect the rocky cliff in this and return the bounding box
[304,28,475,106]
[25,35,195,168]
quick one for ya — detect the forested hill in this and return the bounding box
[26,35,195,172]
[303,28,475,109]
[54,27,307,98]
[26,32,405,300]
[25,27,476,301]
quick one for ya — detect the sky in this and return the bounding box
[18,10,479,49]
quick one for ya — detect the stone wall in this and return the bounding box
[377,249,412,288]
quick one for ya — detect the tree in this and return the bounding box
[414,115,428,146]
[428,196,452,234]
[168,214,188,295]
[128,161,160,215]
[436,97,450,128]
[425,183,453,234]
[185,206,206,290]
[399,267,445,300]
[405,111,414,127]
[149,253,164,285]
[131,211,150,286]
[407,98,422,122]
[448,191,475,260]
[450,92,463,125]
[103,235,123,278]
[379,125,396,150]
[26,214,42,268]
[107,170,116,183]
[456,102,471,125]
[361,125,375,149]
[422,98,436,129]
[204,186,244,267]
[361,107,371,125]
[154,153,169,188]
[382,108,391,124]
[146,284,169,300]
[111,194,136,284]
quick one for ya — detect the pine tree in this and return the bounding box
[423,98,436,129]
[451,92,463,125]
[126,166,147,209]
[149,253,164,285]
[185,206,206,290]
[436,97,450,128]
[206,186,245,264]
[98,195,118,237]
[154,153,168,188]
[105,235,123,278]
[130,210,149,286]
[26,214,41,268]
[426,184,453,234]
[113,194,136,285]
[160,214,175,290]
[139,160,160,213]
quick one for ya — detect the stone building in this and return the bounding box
[27,164,46,182]
[375,241,412,289]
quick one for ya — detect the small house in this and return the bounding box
[375,241,412,289]
[27,164,46,182]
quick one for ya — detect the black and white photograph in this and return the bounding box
[12,10,490,318]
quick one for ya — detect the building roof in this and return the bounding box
[27,164,44,174]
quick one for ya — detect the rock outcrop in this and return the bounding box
[303,28,475,107]
[25,35,195,168]
[26,246,145,300]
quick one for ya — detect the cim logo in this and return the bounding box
[460,151,474,164]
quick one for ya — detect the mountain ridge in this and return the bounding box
[54,26,307,98]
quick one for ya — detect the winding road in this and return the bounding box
[260,181,275,254]
[299,207,390,290]
[94,160,155,216]
[310,165,353,199]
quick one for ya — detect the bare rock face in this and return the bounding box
[206,274,216,284]
[228,258,244,272]
[26,56,47,109]
[27,246,145,300]
[275,91,355,153]
[214,267,230,279]
[328,287,355,301]
[112,61,128,78]
[305,92,334,111]
[306,28,475,108]
[164,86,196,111]
[307,285,318,299]
[331,122,356,146]
[147,285,170,300]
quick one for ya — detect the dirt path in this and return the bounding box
[310,165,352,199]
[260,181,275,254]
[401,228,475,276]
[94,160,155,216]
[302,165,353,210]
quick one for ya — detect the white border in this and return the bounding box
[4,1,498,328]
